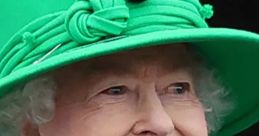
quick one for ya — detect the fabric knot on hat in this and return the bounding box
[65,0,129,44]
[22,32,36,45]
[200,4,214,19]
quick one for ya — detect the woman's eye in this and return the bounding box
[101,86,128,96]
[166,82,190,95]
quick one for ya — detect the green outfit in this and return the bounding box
[1,0,259,135]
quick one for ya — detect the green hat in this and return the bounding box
[1,0,259,135]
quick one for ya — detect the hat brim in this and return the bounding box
[1,28,259,136]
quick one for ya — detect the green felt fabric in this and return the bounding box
[1,0,259,135]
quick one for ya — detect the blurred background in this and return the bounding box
[201,0,259,135]
[202,0,259,33]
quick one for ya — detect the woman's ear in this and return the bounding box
[21,119,40,136]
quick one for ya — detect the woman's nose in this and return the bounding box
[132,87,174,136]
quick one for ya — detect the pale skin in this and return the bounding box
[23,44,208,136]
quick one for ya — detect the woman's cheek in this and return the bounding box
[165,103,208,136]
[80,104,136,135]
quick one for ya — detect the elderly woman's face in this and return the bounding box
[38,45,208,136]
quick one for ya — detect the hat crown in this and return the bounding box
[0,0,212,46]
